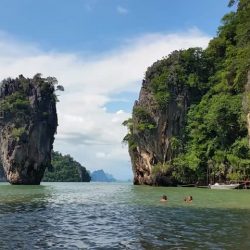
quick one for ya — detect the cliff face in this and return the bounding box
[0,75,58,184]
[126,0,250,186]
[128,50,204,185]
[130,91,189,185]
[78,166,91,182]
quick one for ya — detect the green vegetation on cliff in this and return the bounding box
[0,74,61,184]
[0,74,63,142]
[43,151,91,182]
[0,74,60,113]
[148,47,211,109]
[124,0,250,185]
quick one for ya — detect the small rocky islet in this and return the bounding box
[0,75,91,184]
[0,74,58,184]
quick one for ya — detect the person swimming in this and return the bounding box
[160,195,168,202]
[184,195,193,203]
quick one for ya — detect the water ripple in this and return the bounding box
[0,183,250,249]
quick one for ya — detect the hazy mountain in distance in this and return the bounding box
[91,170,116,182]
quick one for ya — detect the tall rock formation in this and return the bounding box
[0,74,59,184]
[129,76,188,185]
[125,0,250,186]
[126,49,208,185]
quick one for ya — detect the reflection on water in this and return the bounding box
[0,185,51,212]
[0,182,250,249]
[0,185,52,249]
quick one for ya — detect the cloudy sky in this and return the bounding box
[0,0,231,180]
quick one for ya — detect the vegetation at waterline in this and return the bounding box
[123,0,250,184]
[43,151,91,182]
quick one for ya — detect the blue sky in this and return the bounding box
[0,0,232,180]
[0,0,229,52]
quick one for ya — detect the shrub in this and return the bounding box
[11,127,26,140]
[152,163,171,176]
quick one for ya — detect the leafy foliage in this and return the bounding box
[152,162,171,176]
[122,118,138,150]
[147,48,212,109]
[0,92,30,116]
[124,0,250,184]
[0,74,63,121]
[43,151,91,182]
[11,127,26,140]
[133,106,156,131]
[178,0,250,183]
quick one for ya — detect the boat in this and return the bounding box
[209,183,240,190]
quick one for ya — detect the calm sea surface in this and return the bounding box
[0,182,250,250]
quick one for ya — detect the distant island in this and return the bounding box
[123,0,250,186]
[0,151,91,183]
[43,151,91,182]
[91,170,116,182]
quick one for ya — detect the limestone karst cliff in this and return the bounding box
[125,49,210,185]
[0,74,59,184]
[124,0,250,186]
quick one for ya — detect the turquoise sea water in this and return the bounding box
[0,182,250,249]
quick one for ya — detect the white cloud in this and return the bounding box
[117,6,128,15]
[96,152,111,159]
[0,29,210,180]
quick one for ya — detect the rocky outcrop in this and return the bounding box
[0,75,58,184]
[127,49,208,186]
[126,1,250,186]
[127,48,211,186]
[78,166,91,182]
[130,63,190,185]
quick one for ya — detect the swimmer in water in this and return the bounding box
[160,195,168,202]
[184,195,193,203]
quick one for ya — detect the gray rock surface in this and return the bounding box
[0,75,58,184]
[129,75,189,186]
